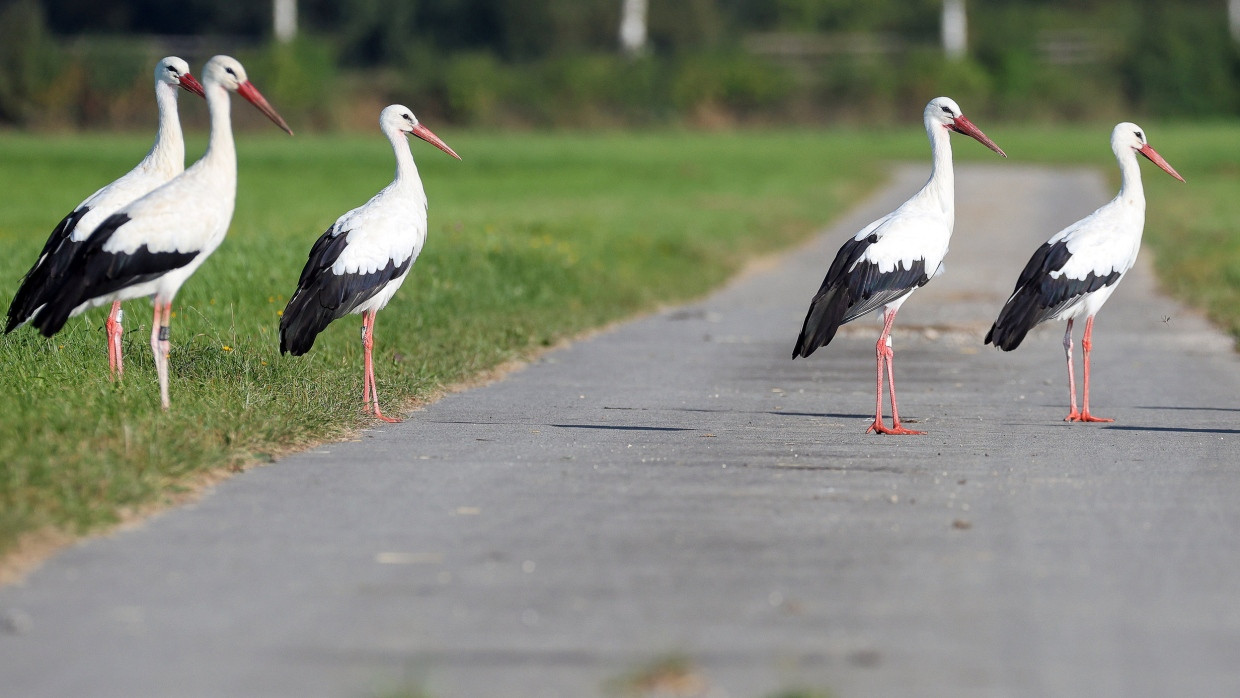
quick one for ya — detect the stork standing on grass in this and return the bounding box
[279,104,460,423]
[5,57,205,379]
[31,56,293,410]
[792,97,1007,435]
[985,123,1184,422]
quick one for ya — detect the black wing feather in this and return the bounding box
[985,240,1122,351]
[5,206,92,332]
[30,213,199,337]
[792,233,930,359]
[279,226,413,356]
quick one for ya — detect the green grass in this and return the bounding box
[0,128,890,559]
[1128,124,1240,336]
[0,122,1235,562]
[967,122,1240,341]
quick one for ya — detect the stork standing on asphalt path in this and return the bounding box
[31,55,293,410]
[279,105,460,423]
[792,97,1007,435]
[985,122,1184,422]
[4,57,205,379]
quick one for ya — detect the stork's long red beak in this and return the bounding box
[951,115,1007,158]
[1138,143,1185,182]
[236,81,294,136]
[410,123,461,160]
[179,72,206,99]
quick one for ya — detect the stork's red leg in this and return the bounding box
[360,316,373,411]
[1078,315,1113,423]
[867,307,923,435]
[885,335,924,435]
[1063,319,1081,421]
[361,310,401,423]
[106,301,123,380]
[113,303,124,379]
[866,320,888,434]
[149,301,172,410]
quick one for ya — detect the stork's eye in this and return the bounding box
[940,105,953,115]
[225,67,237,77]
[1134,130,1144,141]
[403,113,414,122]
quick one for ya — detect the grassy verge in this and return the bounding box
[0,128,894,560]
[976,122,1240,341]
[1129,124,1240,338]
[0,122,1234,564]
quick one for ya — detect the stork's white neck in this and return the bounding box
[1115,147,1146,211]
[387,128,426,200]
[916,120,956,216]
[198,82,236,180]
[139,80,186,177]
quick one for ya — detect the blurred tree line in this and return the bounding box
[1,0,1237,129]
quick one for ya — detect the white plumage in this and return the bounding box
[986,122,1184,422]
[793,96,1007,435]
[5,57,204,378]
[280,104,460,423]
[33,55,293,410]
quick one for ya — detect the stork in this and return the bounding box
[985,123,1184,422]
[792,97,1006,435]
[279,104,460,423]
[5,57,205,379]
[32,56,293,409]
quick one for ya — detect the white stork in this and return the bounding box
[279,104,460,423]
[985,122,1184,422]
[792,97,1006,435]
[5,57,204,378]
[32,55,293,410]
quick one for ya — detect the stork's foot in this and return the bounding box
[1065,410,1113,423]
[365,406,403,423]
[867,421,926,435]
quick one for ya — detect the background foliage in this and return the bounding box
[3,0,1239,130]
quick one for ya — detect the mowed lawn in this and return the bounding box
[0,123,1235,564]
[0,128,890,560]
[990,122,1240,342]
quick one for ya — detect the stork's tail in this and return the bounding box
[984,291,1039,351]
[792,285,850,359]
[279,289,333,356]
[29,274,87,338]
[5,280,44,333]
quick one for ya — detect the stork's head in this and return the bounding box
[155,56,204,98]
[1112,122,1184,182]
[926,96,1006,158]
[381,104,461,160]
[200,55,293,135]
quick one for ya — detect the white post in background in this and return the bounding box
[1230,0,1240,42]
[620,0,649,56]
[274,0,298,43]
[942,0,967,60]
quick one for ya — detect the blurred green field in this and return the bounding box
[0,122,1234,562]
[990,122,1240,340]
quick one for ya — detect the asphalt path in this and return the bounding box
[3,164,1239,698]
